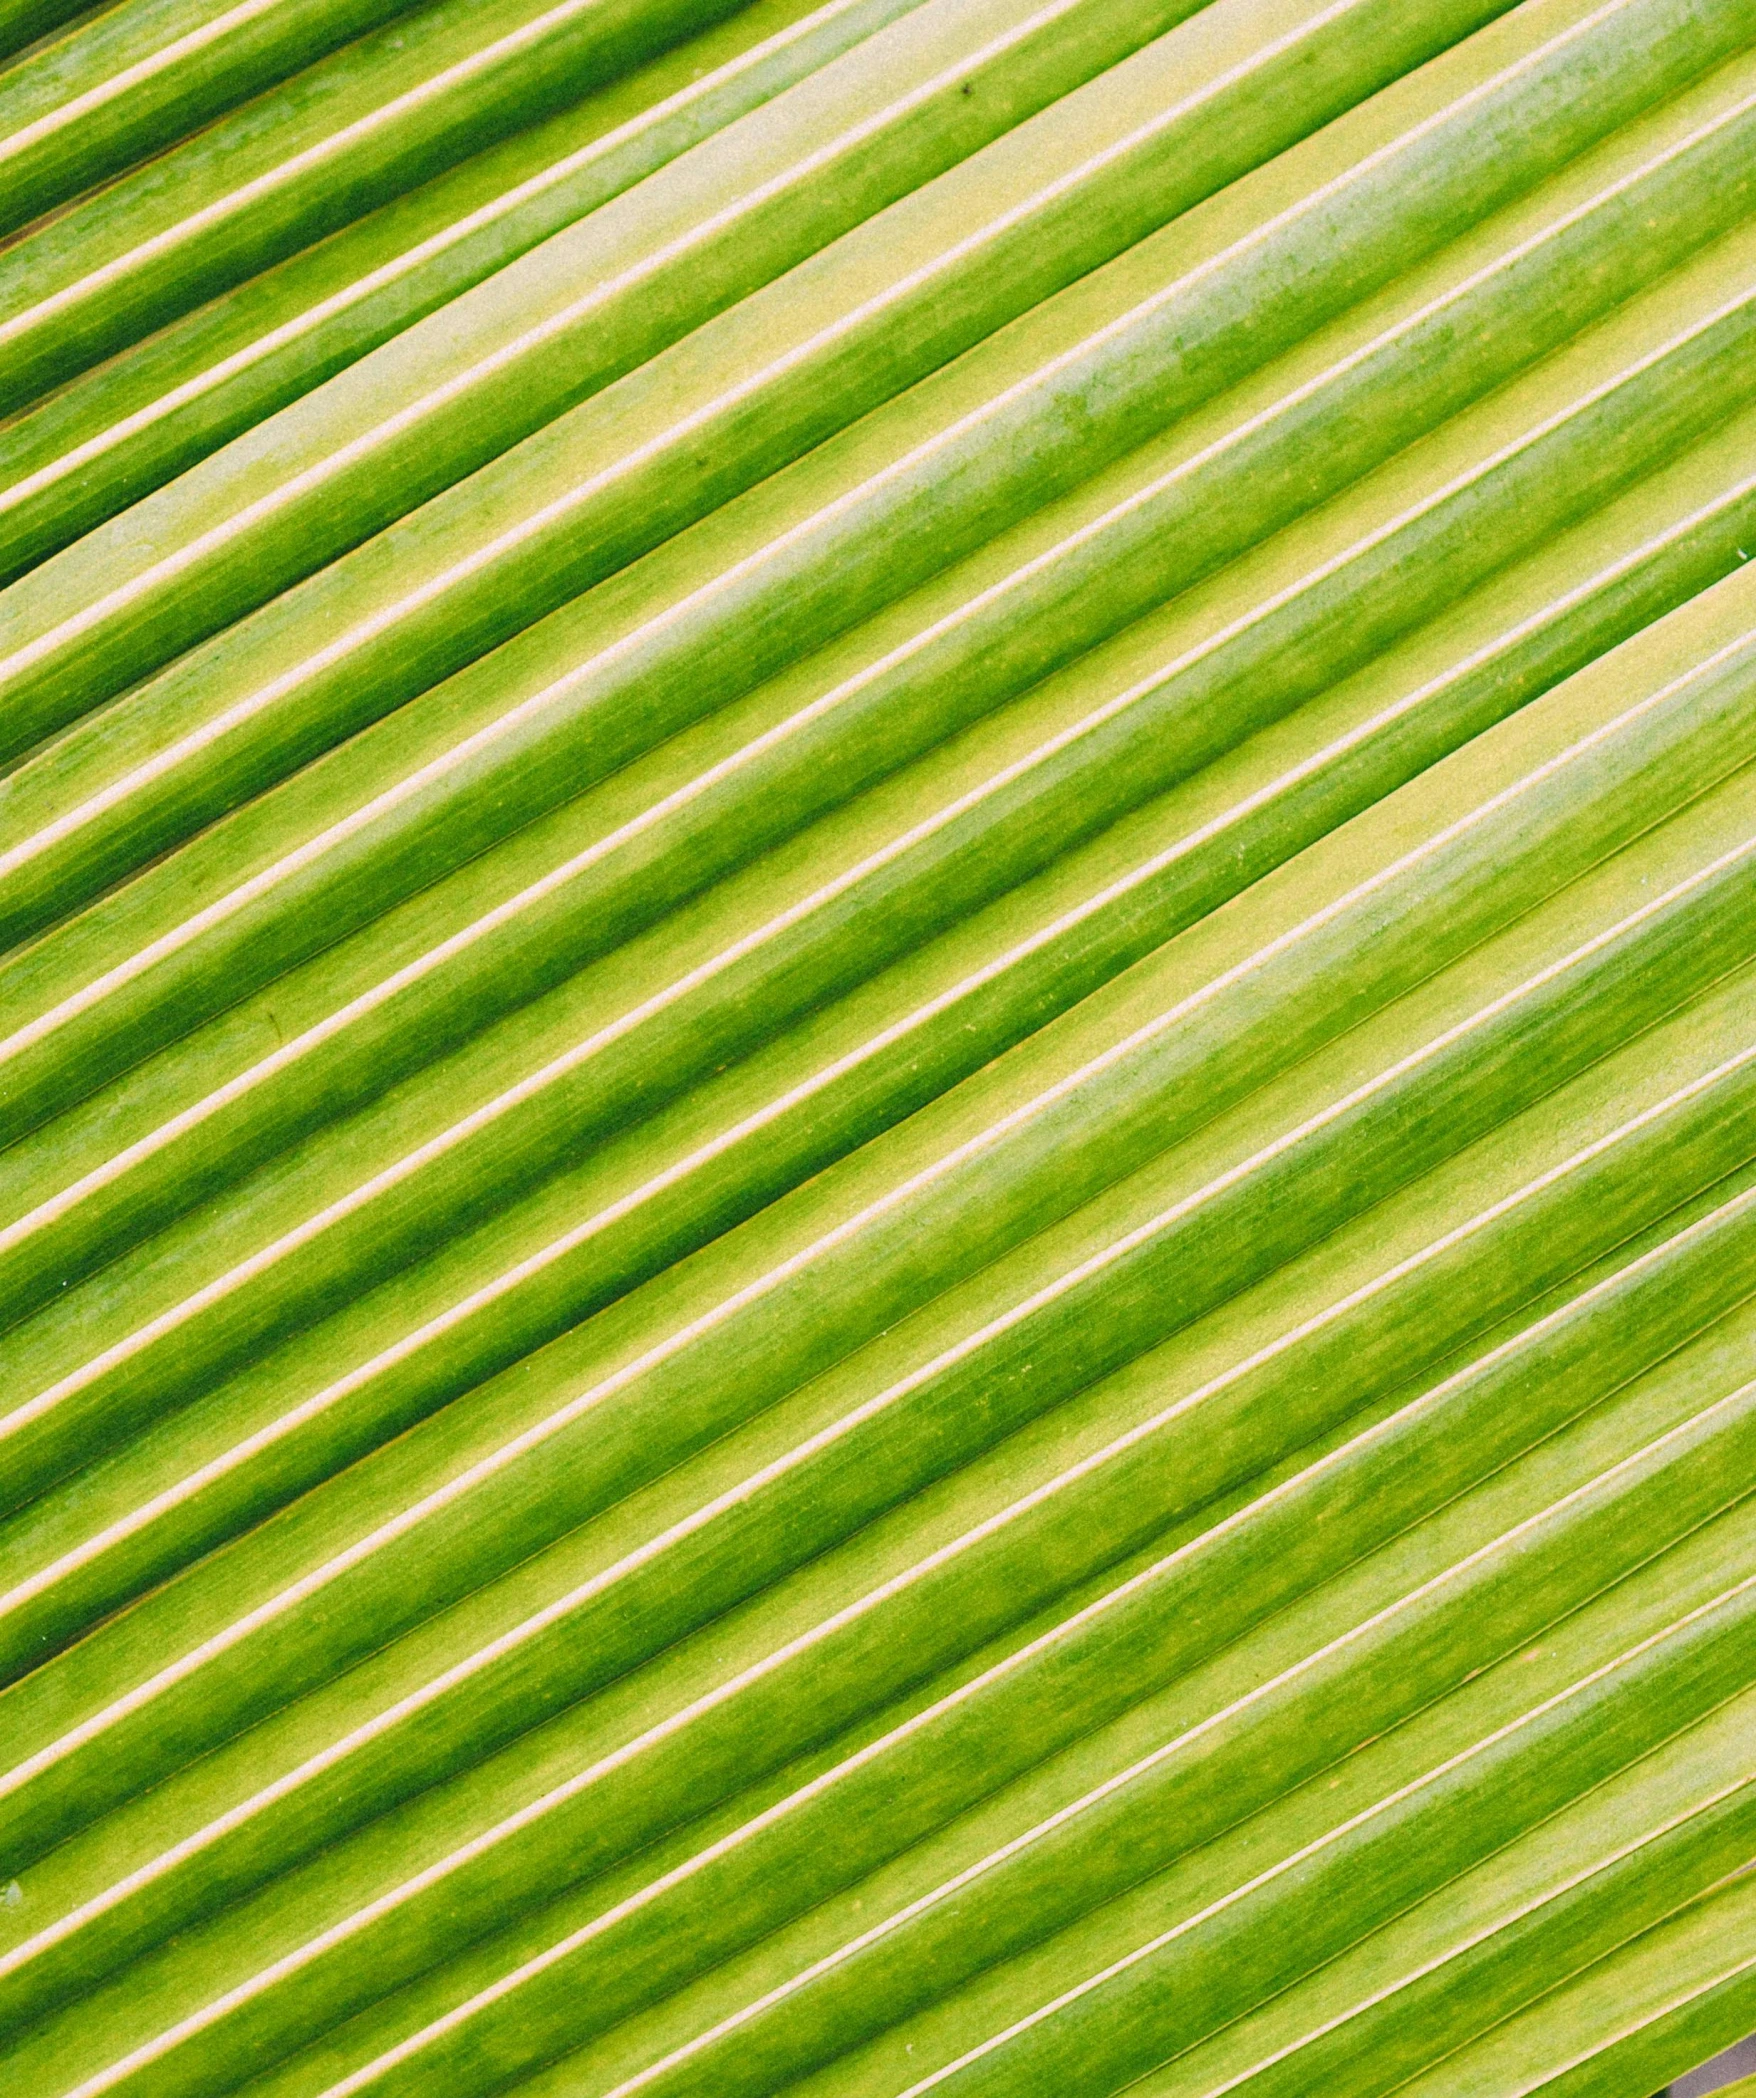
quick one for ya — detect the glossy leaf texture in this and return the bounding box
[1,1,1754,2095]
